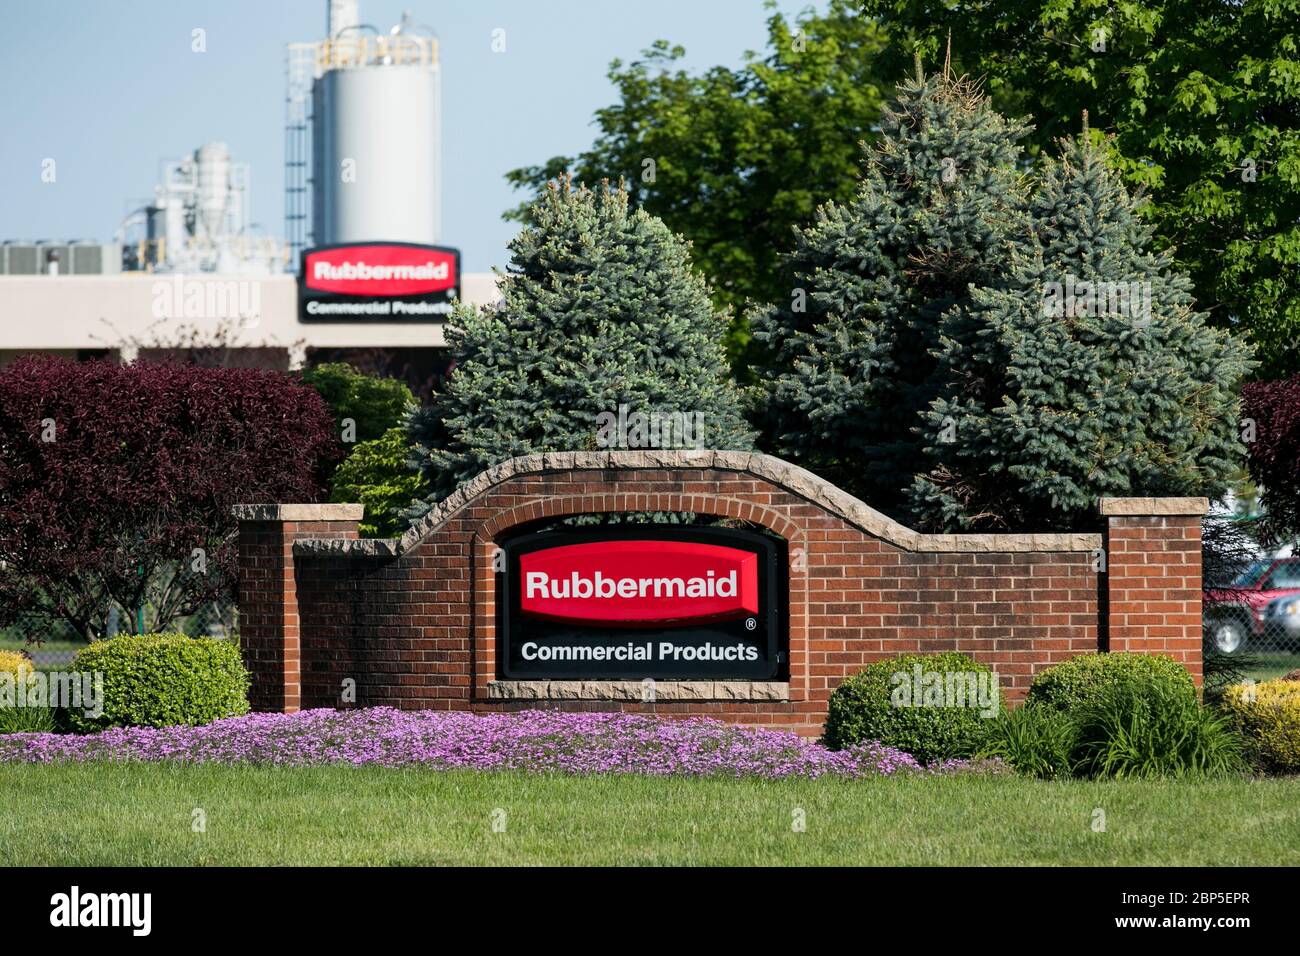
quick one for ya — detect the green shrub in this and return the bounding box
[0,702,57,734]
[0,649,30,679]
[330,426,429,537]
[1069,681,1244,779]
[823,653,1001,763]
[983,654,1243,780]
[976,704,1076,779]
[1027,653,1196,712]
[1223,679,1300,774]
[300,362,415,446]
[68,633,250,732]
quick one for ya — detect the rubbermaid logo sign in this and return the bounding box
[304,244,457,296]
[520,540,759,626]
[500,528,784,680]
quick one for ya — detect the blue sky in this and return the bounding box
[0,0,823,272]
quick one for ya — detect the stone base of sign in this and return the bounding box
[234,451,1207,736]
[485,680,792,702]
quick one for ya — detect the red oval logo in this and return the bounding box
[304,244,458,296]
[519,540,759,627]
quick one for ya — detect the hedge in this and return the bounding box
[68,633,250,732]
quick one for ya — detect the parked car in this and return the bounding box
[1264,593,1300,643]
[1203,557,1300,653]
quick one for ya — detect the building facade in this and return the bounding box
[0,271,500,393]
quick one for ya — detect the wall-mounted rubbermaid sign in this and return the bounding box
[298,242,460,322]
[499,527,786,680]
[520,540,759,625]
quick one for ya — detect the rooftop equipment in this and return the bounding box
[118,142,287,274]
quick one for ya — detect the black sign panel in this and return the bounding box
[497,526,787,681]
[298,241,460,323]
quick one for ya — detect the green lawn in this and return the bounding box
[0,638,87,654]
[1243,651,1300,683]
[2,762,1296,865]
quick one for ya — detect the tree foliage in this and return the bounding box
[300,361,422,533]
[299,361,415,446]
[1242,375,1300,544]
[0,357,339,640]
[859,0,1300,379]
[912,134,1252,530]
[753,67,1251,531]
[407,180,753,512]
[751,68,1032,519]
[330,427,430,538]
[505,0,888,373]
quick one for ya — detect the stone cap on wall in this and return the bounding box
[274,450,1106,558]
[1098,497,1210,517]
[486,679,791,702]
[231,503,365,522]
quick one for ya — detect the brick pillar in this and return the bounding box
[1100,497,1208,686]
[232,504,363,712]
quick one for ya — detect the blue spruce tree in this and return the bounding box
[910,123,1253,530]
[406,179,753,514]
[750,64,1031,518]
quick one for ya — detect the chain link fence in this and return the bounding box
[1203,533,1300,685]
[1,601,238,667]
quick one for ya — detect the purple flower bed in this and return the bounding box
[0,708,1002,779]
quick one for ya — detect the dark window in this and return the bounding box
[1265,561,1300,589]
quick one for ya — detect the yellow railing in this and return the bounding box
[316,34,437,71]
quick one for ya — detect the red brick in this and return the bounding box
[237,468,1204,731]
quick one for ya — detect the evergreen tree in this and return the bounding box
[862,0,1300,379]
[406,180,753,513]
[911,129,1254,530]
[750,65,1030,517]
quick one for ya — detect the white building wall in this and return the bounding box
[0,273,500,359]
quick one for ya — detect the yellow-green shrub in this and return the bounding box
[0,649,56,733]
[0,650,32,677]
[1223,680,1300,774]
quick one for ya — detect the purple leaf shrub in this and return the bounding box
[0,355,341,639]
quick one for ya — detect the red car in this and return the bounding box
[1203,556,1300,653]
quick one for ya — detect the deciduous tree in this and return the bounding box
[0,357,339,640]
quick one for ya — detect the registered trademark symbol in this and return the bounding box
[745,618,757,631]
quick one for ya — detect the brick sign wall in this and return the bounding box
[233,451,1206,736]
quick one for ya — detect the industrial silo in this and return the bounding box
[194,142,236,240]
[308,10,441,248]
